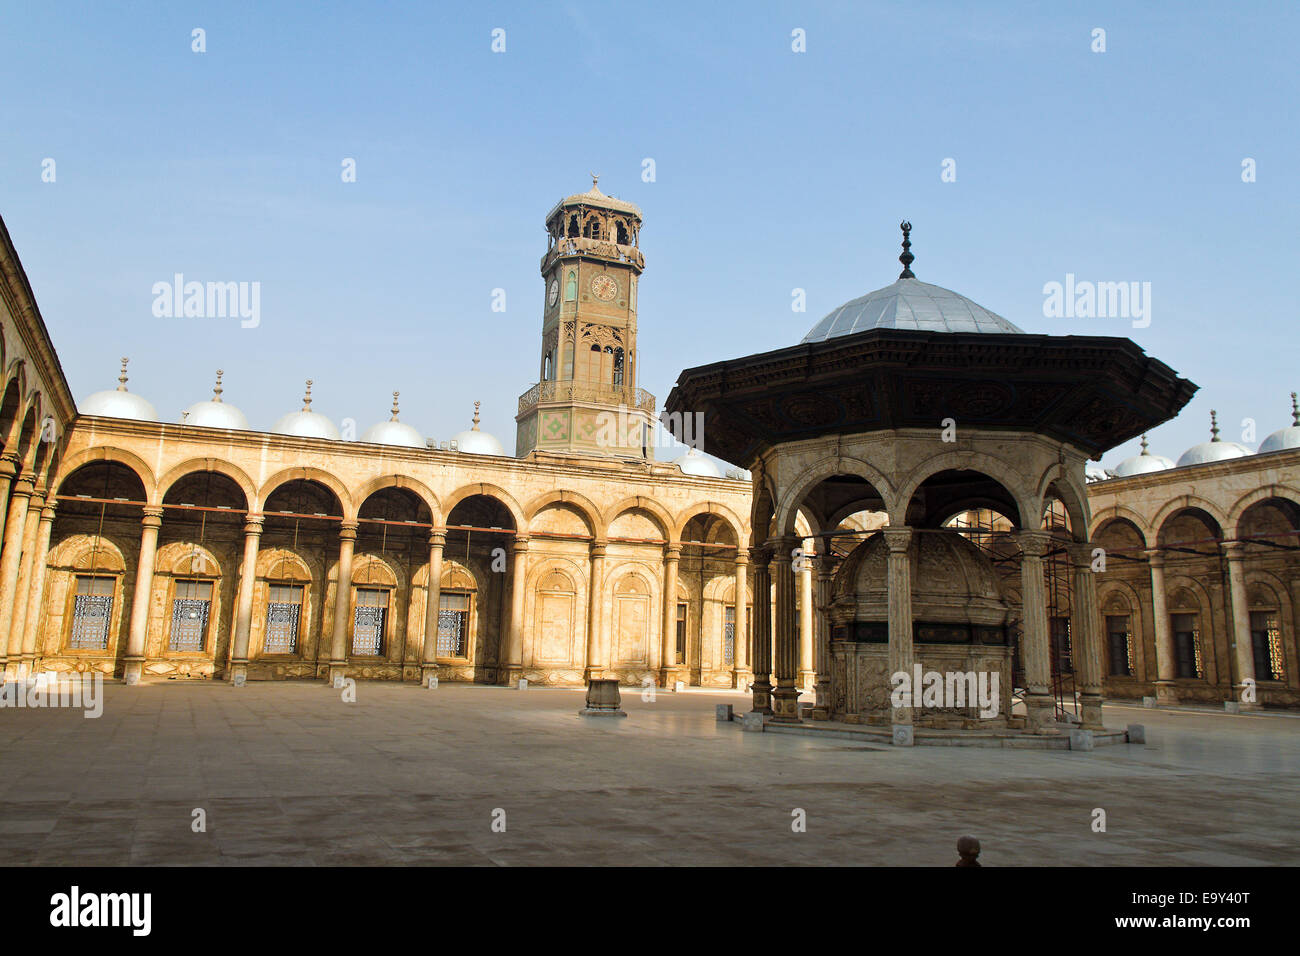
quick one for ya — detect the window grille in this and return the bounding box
[70,576,114,650]
[1105,615,1133,676]
[352,588,388,656]
[169,580,213,652]
[437,592,470,658]
[1250,611,1285,681]
[1172,614,1202,679]
[675,603,687,665]
[723,605,735,666]
[264,583,303,654]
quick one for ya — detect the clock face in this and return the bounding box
[590,273,618,301]
[547,279,558,307]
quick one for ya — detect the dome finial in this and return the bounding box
[1291,391,1298,426]
[590,171,600,191]
[1210,409,1220,442]
[117,357,130,392]
[212,369,224,403]
[898,221,915,279]
[472,400,481,431]
[302,380,313,412]
[1139,434,1149,455]
[390,391,400,422]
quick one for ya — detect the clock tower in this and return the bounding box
[516,177,656,459]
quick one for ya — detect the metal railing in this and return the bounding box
[518,381,656,416]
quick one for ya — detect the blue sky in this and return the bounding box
[1,1,1296,467]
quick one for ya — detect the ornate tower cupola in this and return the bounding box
[516,176,655,459]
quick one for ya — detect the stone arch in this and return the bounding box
[603,496,672,542]
[895,450,1035,528]
[49,533,128,574]
[525,489,603,538]
[1227,485,1300,539]
[525,555,588,671]
[54,448,155,501]
[1036,468,1090,542]
[673,500,746,546]
[442,482,525,531]
[1151,495,1229,542]
[350,552,404,591]
[1089,505,1152,544]
[354,474,442,527]
[156,541,224,577]
[259,467,352,519]
[158,459,256,511]
[255,547,313,582]
[773,455,895,538]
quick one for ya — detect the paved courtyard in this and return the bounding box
[1,680,1298,866]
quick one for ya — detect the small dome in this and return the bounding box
[182,370,249,430]
[81,358,158,422]
[1084,461,1111,482]
[1176,411,1250,467]
[271,380,340,440]
[451,401,505,456]
[803,278,1024,342]
[361,392,424,448]
[673,448,722,478]
[1114,435,1175,477]
[1258,392,1300,454]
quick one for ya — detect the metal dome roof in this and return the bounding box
[546,176,641,220]
[673,448,722,478]
[81,358,158,422]
[361,392,424,448]
[1176,412,1249,467]
[271,380,340,440]
[1258,393,1300,454]
[1114,436,1175,477]
[451,401,504,456]
[802,278,1024,342]
[181,370,248,430]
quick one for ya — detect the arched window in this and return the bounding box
[437,566,477,660]
[543,351,553,381]
[1249,586,1285,681]
[616,220,630,244]
[1169,589,1203,679]
[564,270,577,301]
[613,348,624,386]
[1103,600,1134,677]
[567,215,579,238]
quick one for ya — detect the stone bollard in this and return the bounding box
[426,676,439,689]
[1142,696,1156,708]
[892,724,914,747]
[1069,729,1095,752]
[956,835,981,867]
[580,678,626,717]
[517,679,528,691]
[673,680,685,693]
[1126,723,1145,744]
[716,704,734,722]
[1224,701,1240,714]
[741,711,764,732]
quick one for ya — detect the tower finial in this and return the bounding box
[1140,434,1149,455]
[472,400,481,431]
[590,172,600,190]
[898,221,915,279]
[213,369,224,403]
[117,357,129,392]
[1291,391,1298,427]
[1210,409,1219,441]
[391,391,400,422]
[302,380,313,412]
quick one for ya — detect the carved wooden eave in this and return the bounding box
[664,329,1198,468]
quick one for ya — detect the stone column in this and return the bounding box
[813,550,834,719]
[6,489,44,677]
[0,454,18,527]
[226,515,264,684]
[884,527,914,742]
[123,506,164,685]
[0,476,34,675]
[771,539,800,721]
[1146,549,1177,703]
[585,538,607,680]
[1019,530,1056,732]
[18,501,57,673]
[326,520,358,684]
[749,547,772,714]
[798,541,815,691]
[1069,543,1105,729]
[503,535,529,684]
[1222,541,1258,709]
[420,530,446,684]
[731,553,749,688]
[659,544,681,687]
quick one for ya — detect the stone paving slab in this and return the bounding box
[1,682,1297,866]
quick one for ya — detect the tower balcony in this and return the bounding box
[517,381,656,417]
[540,237,645,274]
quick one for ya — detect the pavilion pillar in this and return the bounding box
[771,538,800,721]
[18,501,57,673]
[6,489,44,678]
[326,520,358,684]
[420,530,446,684]
[813,550,834,719]
[1019,530,1056,732]
[749,546,772,714]
[884,527,914,743]
[1222,541,1259,709]
[503,535,529,683]
[123,506,164,685]
[585,538,607,680]
[227,515,264,684]
[0,476,34,676]
[1145,549,1178,703]
[659,544,681,687]
[1069,542,1105,729]
[731,553,749,688]
[798,543,815,691]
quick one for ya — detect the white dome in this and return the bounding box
[361,392,424,448]
[673,448,722,478]
[1259,426,1300,454]
[1114,437,1175,477]
[1084,461,1111,482]
[272,381,339,440]
[451,401,505,456]
[1176,413,1251,468]
[183,400,249,430]
[80,359,157,421]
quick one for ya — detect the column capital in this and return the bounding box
[589,538,608,559]
[748,545,771,566]
[1220,540,1246,561]
[141,506,164,528]
[733,551,749,567]
[243,515,265,536]
[0,454,19,477]
[1017,529,1055,558]
[1066,541,1098,569]
[512,534,531,552]
[663,543,682,561]
[9,475,35,497]
[1143,547,1165,567]
[428,529,447,549]
[39,501,57,522]
[338,519,359,541]
[882,526,913,553]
